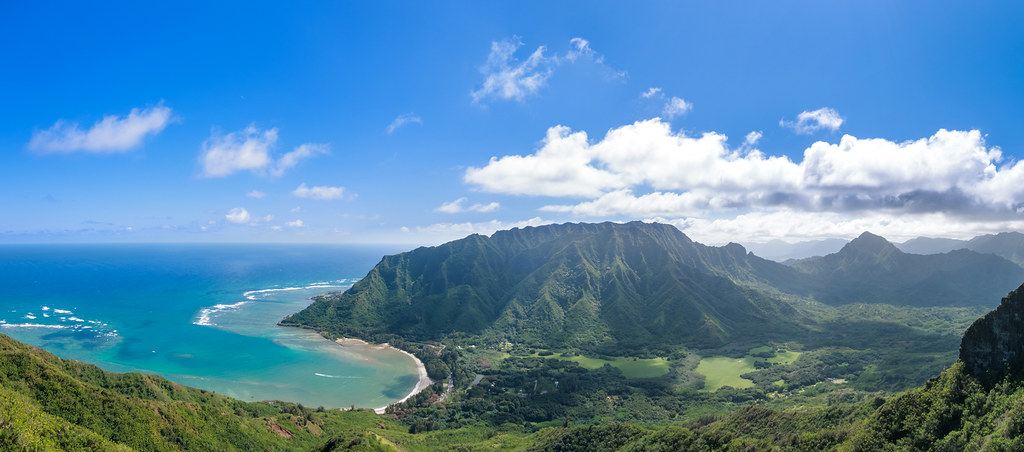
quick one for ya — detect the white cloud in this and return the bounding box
[542,189,724,217]
[200,126,277,177]
[407,217,551,244]
[465,125,625,197]
[290,206,302,213]
[641,87,662,99]
[29,103,174,153]
[744,131,763,147]
[286,219,305,228]
[435,197,501,213]
[272,143,328,177]
[246,190,266,199]
[386,113,423,134]
[471,37,551,103]
[662,96,693,119]
[468,118,1024,219]
[225,208,251,224]
[471,36,621,103]
[781,107,844,134]
[651,211,1024,246]
[292,183,347,200]
[200,125,325,178]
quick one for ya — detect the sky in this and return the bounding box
[2,1,1024,246]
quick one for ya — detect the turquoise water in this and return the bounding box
[0,244,418,409]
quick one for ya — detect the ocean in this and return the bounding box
[0,243,419,409]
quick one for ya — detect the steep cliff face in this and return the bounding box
[959,282,1024,386]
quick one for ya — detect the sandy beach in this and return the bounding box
[334,338,433,414]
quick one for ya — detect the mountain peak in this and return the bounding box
[840,232,900,258]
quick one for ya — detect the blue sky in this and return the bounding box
[2,1,1024,245]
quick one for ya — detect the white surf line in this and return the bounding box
[193,301,249,326]
[197,282,350,327]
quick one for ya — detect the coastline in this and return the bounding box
[334,338,433,414]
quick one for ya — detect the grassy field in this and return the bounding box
[696,346,803,392]
[525,352,671,379]
[695,356,757,391]
[564,355,671,379]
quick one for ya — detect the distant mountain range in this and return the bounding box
[790,232,1024,306]
[743,238,849,262]
[283,222,1024,350]
[895,232,1024,267]
[748,231,1024,267]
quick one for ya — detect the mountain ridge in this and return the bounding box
[283,221,809,350]
[284,222,1024,354]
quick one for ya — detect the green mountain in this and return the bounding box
[285,223,1024,354]
[283,221,808,349]
[791,232,1024,306]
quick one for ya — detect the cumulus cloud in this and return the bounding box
[744,131,763,147]
[641,87,662,99]
[225,208,251,224]
[471,36,621,103]
[271,143,328,177]
[286,219,305,228]
[406,217,551,244]
[29,103,174,153]
[201,126,277,177]
[781,107,844,134]
[200,125,326,177]
[467,118,1024,219]
[292,183,347,200]
[652,212,1024,246]
[435,197,500,213]
[386,113,423,134]
[639,88,692,120]
[662,96,693,119]
[246,190,266,199]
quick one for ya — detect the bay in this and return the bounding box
[0,243,417,409]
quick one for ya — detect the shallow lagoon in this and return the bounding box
[0,244,417,409]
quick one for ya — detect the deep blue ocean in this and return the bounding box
[0,244,419,409]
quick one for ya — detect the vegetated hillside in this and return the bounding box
[285,223,1024,353]
[531,282,1024,451]
[283,221,809,349]
[0,333,377,451]
[791,232,1024,306]
[842,281,1024,450]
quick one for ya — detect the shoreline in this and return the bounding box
[334,338,433,414]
